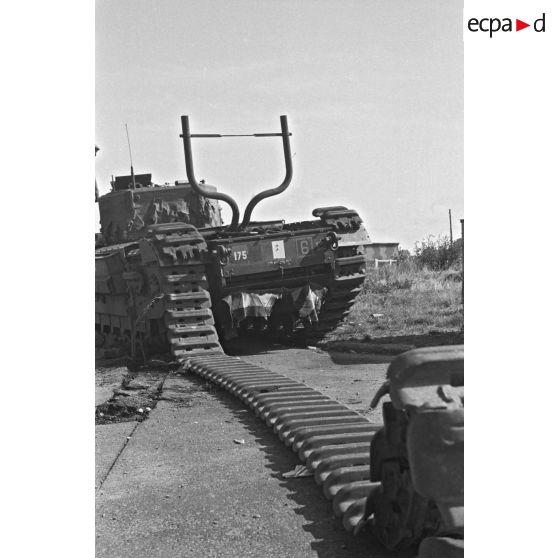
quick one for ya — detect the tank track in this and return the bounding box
[183,352,383,535]
[144,223,224,360]
[312,260,366,336]
[307,208,368,337]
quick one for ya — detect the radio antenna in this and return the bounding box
[125,123,136,190]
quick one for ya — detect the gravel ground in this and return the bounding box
[95,361,128,406]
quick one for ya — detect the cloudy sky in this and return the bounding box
[96,0,463,248]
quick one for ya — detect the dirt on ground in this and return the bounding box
[95,359,182,425]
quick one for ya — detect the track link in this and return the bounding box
[146,223,224,359]
[184,353,382,534]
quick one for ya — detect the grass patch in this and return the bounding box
[324,261,463,342]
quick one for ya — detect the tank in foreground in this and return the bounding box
[364,345,464,557]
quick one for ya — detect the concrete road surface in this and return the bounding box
[96,340,408,558]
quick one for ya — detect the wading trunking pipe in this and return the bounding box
[240,115,293,228]
[181,115,241,229]
[180,115,293,231]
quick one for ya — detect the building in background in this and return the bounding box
[365,242,399,267]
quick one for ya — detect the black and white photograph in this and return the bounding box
[5,1,558,557]
[94,1,463,557]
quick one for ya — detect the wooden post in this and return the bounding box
[460,219,464,305]
[449,209,453,245]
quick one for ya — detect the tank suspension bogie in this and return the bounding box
[366,346,464,556]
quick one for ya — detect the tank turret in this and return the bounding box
[97,176,222,245]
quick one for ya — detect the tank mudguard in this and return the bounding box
[386,345,464,411]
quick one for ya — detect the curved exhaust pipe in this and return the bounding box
[180,115,293,231]
[181,115,241,230]
[240,115,293,228]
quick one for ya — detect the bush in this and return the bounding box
[414,235,462,271]
[396,249,411,262]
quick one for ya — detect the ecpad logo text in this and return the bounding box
[468,13,546,38]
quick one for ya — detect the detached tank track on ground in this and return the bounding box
[148,224,390,538]
[183,353,382,535]
[152,222,374,535]
[146,223,224,360]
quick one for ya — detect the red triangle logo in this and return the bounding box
[516,19,530,31]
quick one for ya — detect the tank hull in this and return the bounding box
[95,208,371,358]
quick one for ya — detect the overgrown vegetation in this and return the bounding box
[324,253,463,343]
[414,235,463,271]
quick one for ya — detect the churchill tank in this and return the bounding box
[95,115,372,361]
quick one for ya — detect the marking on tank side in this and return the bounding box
[296,238,314,256]
[272,240,286,260]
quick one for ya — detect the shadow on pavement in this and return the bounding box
[370,331,463,346]
[326,352,395,366]
[326,331,463,349]
[321,331,464,365]
[226,336,395,366]
[223,336,295,357]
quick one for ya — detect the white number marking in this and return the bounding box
[299,239,310,255]
[233,250,247,261]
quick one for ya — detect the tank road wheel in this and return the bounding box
[368,429,441,550]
